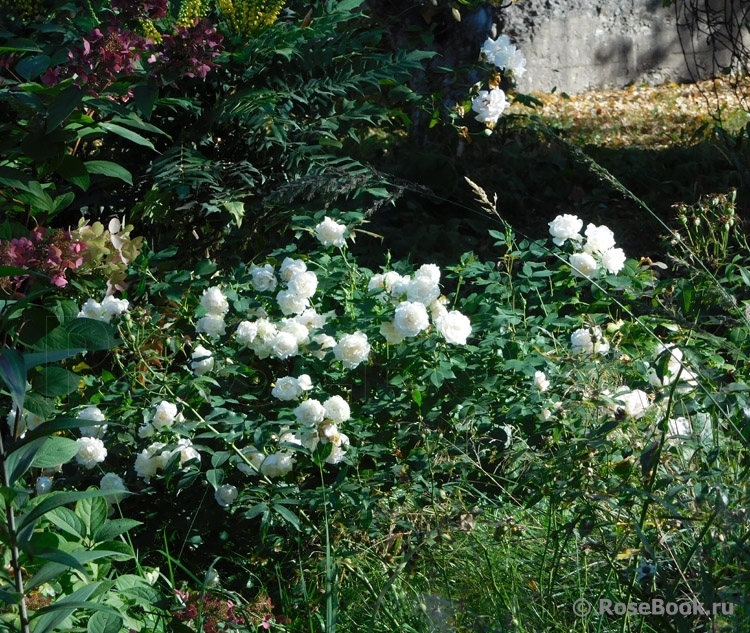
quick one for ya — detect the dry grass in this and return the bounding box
[515,78,750,149]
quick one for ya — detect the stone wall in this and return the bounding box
[497,0,732,94]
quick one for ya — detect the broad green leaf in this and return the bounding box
[32,319,120,354]
[47,85,83,132]
[30,584,122,633]
[0,588,22,604]
[88,610,122,633]
[52,191,75,214]
[77,496,108,540]
[31,436,80,469]
[16,54,51,81]
[34,548,88,575]
[31,366,79,398]
[333,0,365,13]
[17,490,124,534]
[0,39,42,53]
[56,155,90,191]
[0,265,33,277]
[206,468,224,490]
[0,166,31,190]
[133,81,159,119]
[0,347,27,413]
[220,200,245,227]
[92,541,133,561]
[46,506,85,540]
[84,160,133,185]
[26,551,121,591]
[93,519,142,543]
[24,348,86,369]
[5,437,45,485]
[99,122,155,149]
[272,503,300,531]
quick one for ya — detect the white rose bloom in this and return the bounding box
[288,271,318,298]
[429,298,449,322]
[215,484,239,508]
[76,437,107,469]
[153,401,178,430]
[250,318,279,359]
[436,310,472,345]
[173,438,200,467]
[271,331,299,360]
[78,406,107,438]
[190,345,214,375]
[311,333,337,359]
[100,472,128,503]
[295,309,329,331]
[570,327,609,355]
[294,399,326,427]
[323,395,351,424]
[471,87,508,124]
[196,314,227,339]
[383,271,410,297]
[648,345,697,390]
[334,332,370,369]
[548,214,583,246]
[297,374,313,392]
[612,388,651,419]
[393,301,430,337]
[200,286,229,315]
[325,432,349,465]
[280,257,307,282]
[36,476,53,495]
[138,423,155,438]
[496,46,527,77]
[406,277,441,306]
[415,263,441,286]
[235,321,258,347]
[569,252,599,278]
[276,289,309,316]
[368,273,385,291]
[583,224,617,256]
[260,452,296,478]
[134,442,166,482]
[77,298,106,321]
[236,447,265,476]
[534,370,550,392]
[281,319,310,346]
[481,34,511,60]
[315,216,348,248]
[272,376,305,401]
[101,295,130,320]
[250,264,277,292]
[601,248,627,275]
[380,321,405,345]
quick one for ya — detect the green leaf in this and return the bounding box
[133,81,159,119]
[34,548,88,575]
[84,160,133,185]
[24,348,86,369]
[16,54,51,81]
[93,519,142,543]
[99,122,155,149]
[272,503,300,531]
[31,436,80,469]
[0,347,27,413]
[25,551,120,591]
[32,319,120,354]
[56,155,90,191]
[0,265,34,277]
[17,490,122,534]
[5,437,46,485]
[46,506,85,540]
[220,200,245,227]
[31,366,79,397]
[88,610,123,633]
[77,495,108,540]
[31,585,122,633]
[333,0,365,13]
[47,85,83,132]
[0,39,42,53]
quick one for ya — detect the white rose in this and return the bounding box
[668,416,692,439]
[153,401,178,430]
[406,277,440,306]
[493,43,526,77]
[534,370,550,392]
[76,437,107,469]
[415,263,441,285]
[429,298,449,322]
[571,327,609,355]
[236,447,265,476]
[325,432,349,465]
[294,309,330,331]
[260,452,296,478]
[77,298,105,321]
[250,264,277,292]
[280,257,307,282]
[584,223,616,255]
[311,333,337,359]
[272,376,304,401]
[601,248,626,274]
[101,295,129,320]
[368,273,385,292]
[173,438,200,467]
[612,388,650,419]
[280,319,310,345]
[471,87,508,124]
[297,374,313,391]
[380,321,405,345]
[393,301,430,337]
[215,484,239,508]
[100,472,128,503]
[323,395,350,423]
[383,271,410,297]
[138,423,155,438]
[288,271,318,299]
[548,214,583,246]
[190,345,214,375]
[436,310,472,345]
[271,332,299,360]
[334,332,370,369]
[200,286,229,315]
[315,216,347,248]
[294,399,326,427]
[276,289,309,316]
[235,321,258,347]
[78,406,107,438]
[569,252,598,278]
[196,314,226,339]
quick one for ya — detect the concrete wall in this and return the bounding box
[498,0,733,94]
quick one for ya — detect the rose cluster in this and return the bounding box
[548,214,627,277]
